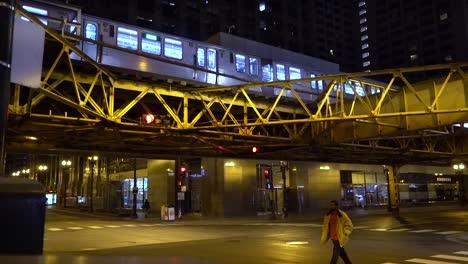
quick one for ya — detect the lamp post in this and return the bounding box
[453,163,465,206]
[38,165,48,186]
[88,156,98,213]
[61,160,72,208]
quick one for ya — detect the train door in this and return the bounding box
[194,46,207,83]
[82,20,98,61]
[260,59,274,97]
[206,48,217,84]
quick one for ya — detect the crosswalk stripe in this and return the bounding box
[68,227,84,230]
[370,228,388,231]
[88,226,103,229]
[405,258,458,264]
[455,251,468,255]
[140,224,153,227]
[48,228,63,231]
[104,225,120,228]
[353,226,370,229]
[123,224,136,227]
[390,228,411,232]
[433,231,462,235]
[410,230,437,233]
[432,254,468,262]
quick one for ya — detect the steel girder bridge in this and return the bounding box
[6,7,468,165]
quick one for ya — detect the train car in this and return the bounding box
[18,0,386,103]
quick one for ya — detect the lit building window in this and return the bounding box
[363,61,370,67]
[259,2,266,12]
[360,26,368,32]
[358,1,366,7]
[330,49,334,55]
[362,52,370,58]
[361,35,368,41]
[410,54,418,61]
[361,43,369,49]
[440,12,448,20]
[360,18,367,24]
[359,9,367,16]
[445,55,453,61]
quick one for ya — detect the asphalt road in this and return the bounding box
[30,205,468,264]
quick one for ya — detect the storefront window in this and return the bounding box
[121,177,148,209]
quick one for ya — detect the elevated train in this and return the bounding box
[18,0,385,102]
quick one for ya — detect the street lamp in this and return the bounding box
[38,165,48,185]
[88,156,98,213]
[61,160,72,208]
[453,163,465,206]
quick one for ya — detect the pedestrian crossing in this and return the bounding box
[382,251,468,264]
[46,223,165,232]
[46,221,465,236]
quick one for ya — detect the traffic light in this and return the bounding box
[263,169,270,179]
[252,146,258,153]
[180,165,187,174]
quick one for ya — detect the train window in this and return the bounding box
[249,58,258,75]
[117,27,138,50]
[344,83,353,94]
[310,73,317,89]
[276,64,286,81]
[354,82,365,96]
[197,48,206,67]
[85,23,97,42]
[69,18,78,35]
[289,67,301,80]
[142,33,161,55]
[22,5,48,25]
[207,48,216,71]
[235,54,246,73]
[164,38,183,59]
[318,80,324,90]
[262,64,273,82]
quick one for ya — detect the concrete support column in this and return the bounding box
[201,158,224,218]
[147,160,175,216]
[385,165,400,216]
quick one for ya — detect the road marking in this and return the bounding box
[390,228,411,232]
[48,228,63,231]
[353,226,370,229]
[88,226,103,229]
[123,224,137,227]
[369,228,388,231]
[432,254,468,262]
[140,224,153,227]
[409,230,437,233]
[68,227,84,230]
[433,231,462,235]
[455,251,468,255]
[405,258,458,264]
[104,225,120,228]
[80,248,98,251]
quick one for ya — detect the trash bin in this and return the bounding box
[0,177,46,255]
[161,205,168,221]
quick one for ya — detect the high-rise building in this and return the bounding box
[357,0,468,73]
[56,0,360,72]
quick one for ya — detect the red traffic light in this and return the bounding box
[263,169,270,178]
[180,166,186,173]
